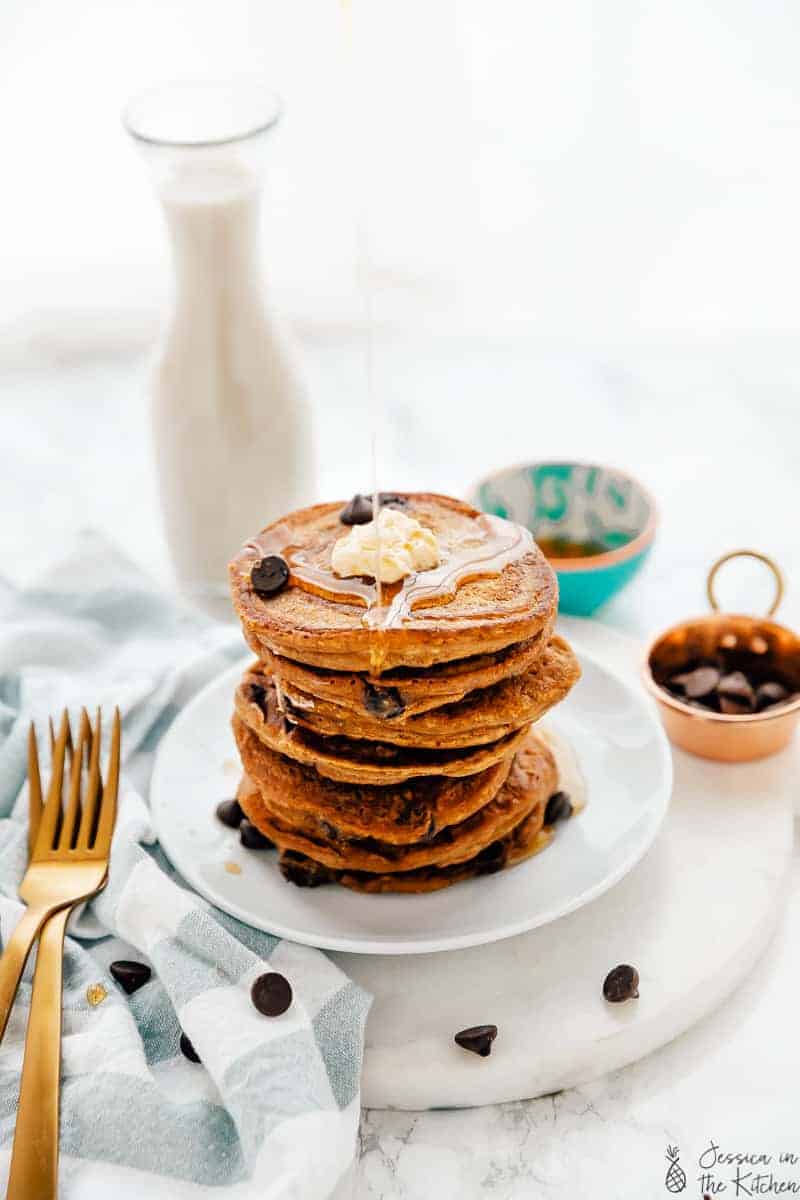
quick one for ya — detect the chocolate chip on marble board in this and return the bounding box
[364,682,406,719]
[216,798,244,829]
[454,1024,498,1057]
[109,960,152,996]
[544,791,573,825]
[339,494,374,525]
[180,1031,201,1063]
[603,964,640,1003]
[251,972,293,1017]
[239,820,274,850]
[251,555,289,598]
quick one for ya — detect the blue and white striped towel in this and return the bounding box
[0,534,371,1199]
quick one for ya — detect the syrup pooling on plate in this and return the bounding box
[247,512,534,633]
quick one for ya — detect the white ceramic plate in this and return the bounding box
[151,645,672,954]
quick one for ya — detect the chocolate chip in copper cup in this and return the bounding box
[251,972,293,1017]
[339,494,374,525]
[216,798,244,829]
[755,681,790,710]
[239,820,274,850]
[718,670,755,710]
[719,695,753,715]
[251,555,290,598]
[670,666,720,700]
[180,1031,201,1063]
[454,1024,498,1057]
[109,960,152,996]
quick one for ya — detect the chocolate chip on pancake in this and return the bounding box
[251,555,289,598]
[363,683,405,719]
[340,494,373,525]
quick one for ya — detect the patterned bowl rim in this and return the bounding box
[468,458,659,573]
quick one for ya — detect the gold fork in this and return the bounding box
[4,707,120,1200]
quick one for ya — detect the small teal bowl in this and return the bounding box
[470,461,657,616]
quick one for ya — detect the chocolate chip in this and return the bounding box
[340,494,374,525]
[251,555,289,598]
[381,493,408,509]
[544,791,573,825]
[240,820,274,850]
[280,851,331,887]
[216,798,244,829]
[454,1024,498,1057]
[251,972,293,1017]
[109,960,151,995]
[756,681,790,710]
[603,964,640,1003]
[180,1031,201,1063]
[249,683,267,708]
[719,695,752,715]
[364,682,406,719]
[475,840,507,875]
[718,671,755,709]
[672,666,720,699]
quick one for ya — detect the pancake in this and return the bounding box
[229,494,558,673]
[233,683,531,786]
[276,808,554,894]
[236,731,558,874]
[273,635,580,748]
[261,624,554,720]
[235,718,514,844]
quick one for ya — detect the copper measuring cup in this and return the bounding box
[643,550,800,762]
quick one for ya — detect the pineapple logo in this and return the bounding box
[664,1145,687,1193]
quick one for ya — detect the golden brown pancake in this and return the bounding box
[271,636,580,748]
[236,731,558,874]
[233,685,531,786]
[229,494,558,673]
[235,718,514,844]
[261,624,554,720]
[275,808,554,894]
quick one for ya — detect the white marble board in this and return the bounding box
[334,618,795,1110]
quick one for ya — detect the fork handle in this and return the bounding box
[0,906,54,1044]
[6,906,71,1200]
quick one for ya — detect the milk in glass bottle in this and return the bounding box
[124,82,315,618]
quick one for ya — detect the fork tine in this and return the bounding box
[58,709,91,851]
[27,724,43,858]
[93,708,120,854]
[34,711,70,857]
[76,709,103,852]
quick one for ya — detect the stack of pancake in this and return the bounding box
[228,493,581,893]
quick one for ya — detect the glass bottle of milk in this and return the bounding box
[124,82,315,619]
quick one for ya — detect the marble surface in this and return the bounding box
[4,336,800,1198]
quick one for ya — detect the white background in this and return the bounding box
[2,5,800,1197]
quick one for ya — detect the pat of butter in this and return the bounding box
[331,506,440,583]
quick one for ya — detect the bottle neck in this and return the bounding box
[160,166,265,302]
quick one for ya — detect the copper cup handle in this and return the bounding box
[706,550,785,617]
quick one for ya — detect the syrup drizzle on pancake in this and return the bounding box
[246,514,534,640]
